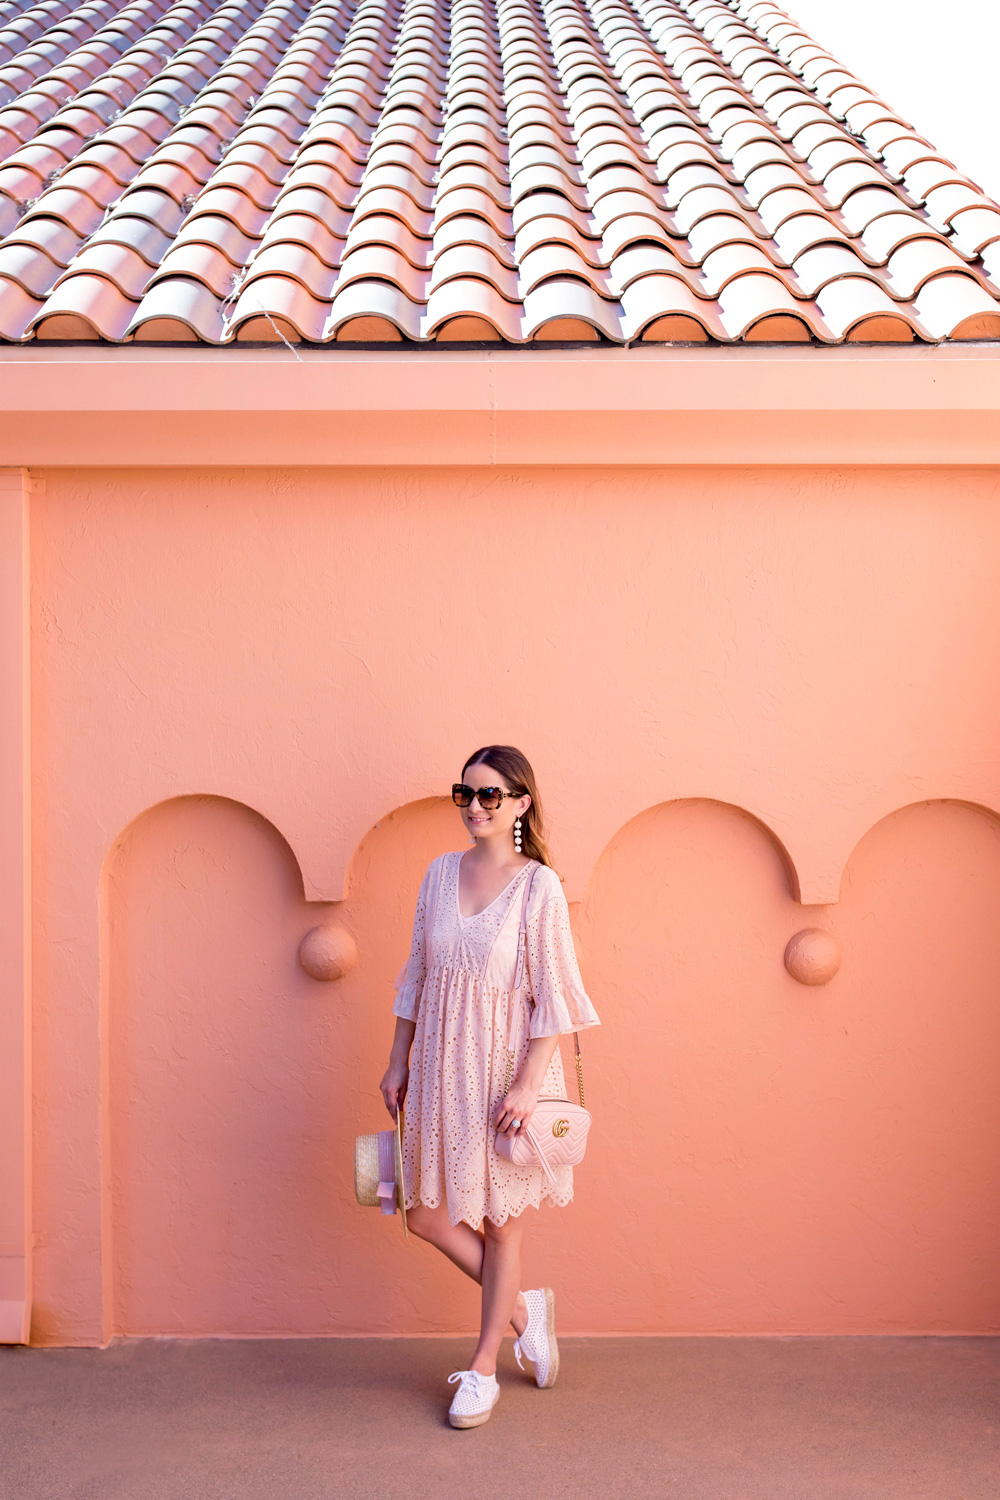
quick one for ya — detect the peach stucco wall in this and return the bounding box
[21,461,1000,1344]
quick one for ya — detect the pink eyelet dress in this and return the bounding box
[392,851,601,1230]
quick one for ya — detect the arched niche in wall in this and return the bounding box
[100,789,1000,1340]
[549,795,1000,1336]
[542,796,804,1335]
[826,797,1000,1332]
[101,791,473,1340]
[103,794,335,1338]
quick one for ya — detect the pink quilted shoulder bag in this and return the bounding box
[493,863,592,1184]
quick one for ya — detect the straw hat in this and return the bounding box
[354,1110,407,1236]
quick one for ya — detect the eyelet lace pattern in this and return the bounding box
[392,851,600,1230]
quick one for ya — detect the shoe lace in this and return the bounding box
[448,1369,490,1390]
[513,1299,535,1372]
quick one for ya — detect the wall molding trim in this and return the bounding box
[0,468,32,1343]
[0,345,998,468]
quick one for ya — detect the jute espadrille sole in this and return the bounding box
[449,1406,496,1429]
[540,1287,559,1388]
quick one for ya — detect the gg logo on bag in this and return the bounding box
[552,1119,570,1138]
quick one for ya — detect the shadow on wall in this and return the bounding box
[103,793,1000,1338]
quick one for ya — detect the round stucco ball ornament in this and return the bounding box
[298,924,358,981]
[784,928,841,986]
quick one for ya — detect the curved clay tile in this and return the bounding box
[227,268,329,338]
[770,212,850,264]
[756,172,836,225]
[740,160,815,208]
[882,239,982,301]
[790,241,883,298]
[601,206,676,260]
[437,160,511,202]
[433,184,510,236]
[904,159,977,203]
[522,272,622,340]
[913,272,1000,341]
[74,138,155,180]
[170,206,258,260]
[56,236,155,295]
[0,0,996,345]
[883,137,951,179]
[325,275,422,339]
[432,313,500,339]
[837,184,913,236]
[31,268,137,337]
[716,268,828,340]
[342,208,426,263]
[514,210,600,265]
[859,210,949,266]
[20,180,105,229]
[719,118,787,163]
[948,207,1000,259]
[697,236,777,293]
[653,129,724,174]
[145,238,237,295]
[429,241,517,298]
[82,207,170,259]
[518,238,611,295]
[423,275,522,339]
[334,240,426,300]
[664,161,739,205]
[0,233,61,292]
[126,270,226,338]
[820,160,895,208]
[815,275,917,342]
[259,209,343,266]
[803,137,872,179]
[671,181,759,237]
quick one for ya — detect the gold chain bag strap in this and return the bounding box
[493,863,592,1183]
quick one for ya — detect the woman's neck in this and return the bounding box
[466,838,528,871]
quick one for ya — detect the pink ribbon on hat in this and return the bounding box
[377,1129,397,1215]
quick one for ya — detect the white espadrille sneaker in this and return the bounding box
[513,1287,559,1389]
[447,1369,500,1429]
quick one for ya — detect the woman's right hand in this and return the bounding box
[380,1056,409,1120]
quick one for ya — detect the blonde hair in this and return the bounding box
[461,745,555,870]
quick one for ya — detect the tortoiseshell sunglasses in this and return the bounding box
[451,783,523,811]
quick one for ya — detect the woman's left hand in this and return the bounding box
[496,1078,541,1138]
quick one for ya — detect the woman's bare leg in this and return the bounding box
[406,1203,528,1337]
[470,1216,523,1376]
[406,1202,483,1279]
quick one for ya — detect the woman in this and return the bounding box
[380,745,600,1428]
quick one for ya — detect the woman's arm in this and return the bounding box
[380,1016,416,1119]
[383,860,439,1118]
[495,1034,560,1138]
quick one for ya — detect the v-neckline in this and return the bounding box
[455,851,533,923]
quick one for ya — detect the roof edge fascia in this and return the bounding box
[0,344,998,469]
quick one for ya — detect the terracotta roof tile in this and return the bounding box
[127,268,226,336]
[0,0,996,344]
[56,235,158,294]
[0,234,62,292]
[30,268,137,337]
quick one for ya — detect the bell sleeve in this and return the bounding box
[391,858,438,1021]
[525,868,601,1038]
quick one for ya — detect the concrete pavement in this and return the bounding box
[2,1336,998,1500]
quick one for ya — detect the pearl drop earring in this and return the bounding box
[514,816,523,853]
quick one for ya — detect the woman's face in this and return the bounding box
[459,761,531,848]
